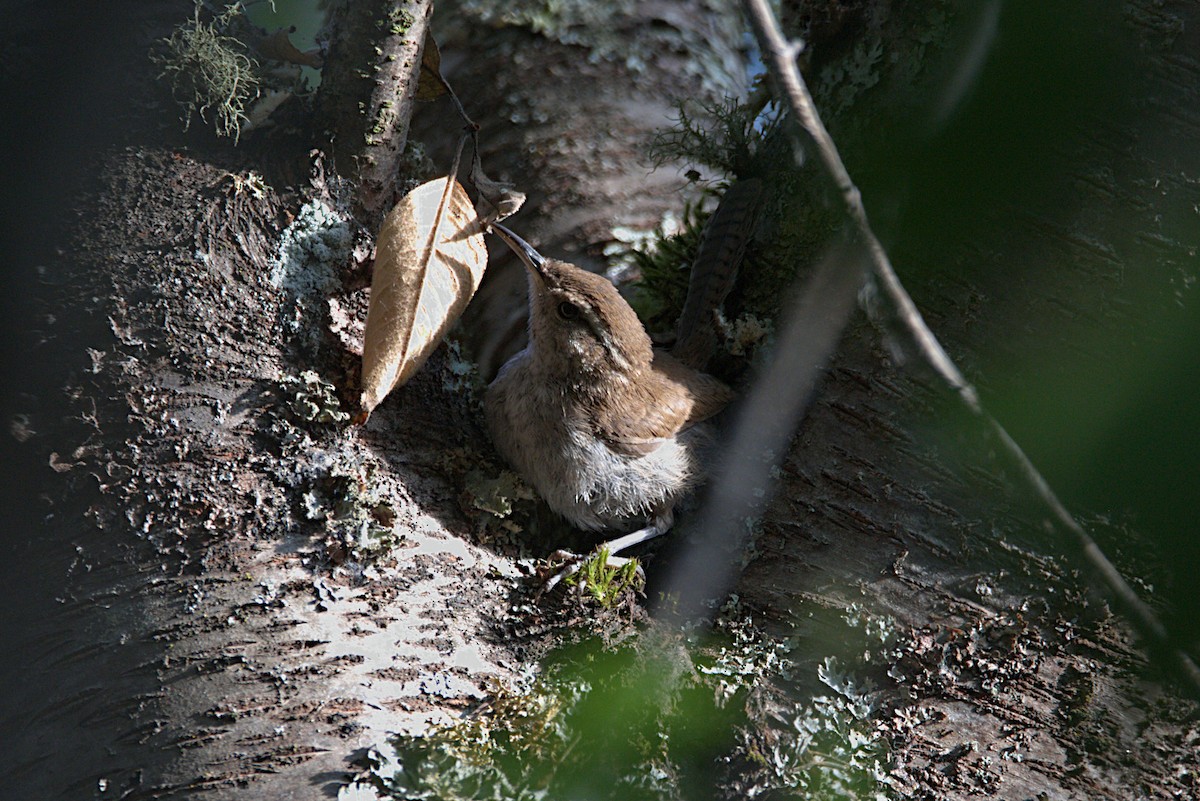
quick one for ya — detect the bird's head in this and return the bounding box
[489,223,653,382]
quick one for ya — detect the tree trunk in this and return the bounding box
[410,0,749,376]
[3,0,1197,799]
[0,0,745,798]
[726,1,1200,797]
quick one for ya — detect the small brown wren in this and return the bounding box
[484,223,734,562]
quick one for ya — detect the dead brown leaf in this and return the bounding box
[256,26,323,69]
[470,156,526,223]
[415,32,447,101]
[360,177,488,414]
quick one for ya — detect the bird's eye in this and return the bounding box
[557,301,580,320]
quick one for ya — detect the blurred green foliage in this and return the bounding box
[357,604,897,800]
[855,0,1200,640]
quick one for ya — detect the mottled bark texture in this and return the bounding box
[4,0,1198,799]
[316,0,433,222]
[0,1,750,799]
[720,1,1200,798]
[410,0,749,375]
[0,2,510,798]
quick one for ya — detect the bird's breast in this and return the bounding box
[484,357,703,532]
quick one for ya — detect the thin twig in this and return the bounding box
[434,63,477,132]
[742,0,1200,698]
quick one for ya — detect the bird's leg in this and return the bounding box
[600,508,674,557]
[542,511,674,594]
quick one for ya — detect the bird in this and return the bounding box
[483,222,735,585]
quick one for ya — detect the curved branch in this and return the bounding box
[742,0,1200,699]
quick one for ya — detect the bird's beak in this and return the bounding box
[489,222,549,279]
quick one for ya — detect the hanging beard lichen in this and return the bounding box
[154,2,261,142]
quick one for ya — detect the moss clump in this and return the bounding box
[649,96,781,181]
[155,3,261,142]
[627,199,713,333]
[633,96,841,337]
[564,548,645,609]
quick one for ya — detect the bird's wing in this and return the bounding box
[594,351,733,457]
[655,350,735,428]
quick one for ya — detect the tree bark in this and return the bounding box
[316,0,433,223]
[0,2,515,798]
[724,1,1200,797]
[0,0,747,798]
[4,0,1198,799]
[411,0,749,376]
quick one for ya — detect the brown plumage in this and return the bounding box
[484,223,733,539]
[591,350,733,457]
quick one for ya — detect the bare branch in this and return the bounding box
[317,0,433,222]
[742,0,1200,698]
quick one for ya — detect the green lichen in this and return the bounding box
[369,100,395,135]
[383,6,416,36]
[350,601,902,801]
[464,468,533,521]
[813,36,885,118]
[696,601,794,705]
[395,139,436,193]
[354,673,583,801]
[154,2,261,142]
[305,467,402,562]
[270,199,353,353]
[350,634,719,801]
[456,454,538,546]
[281,370,350,425]
[717,311,773,357]
[748,654,891,800]
[719,602,897,800]
[800,0,959,151]
[441,339,485,402]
